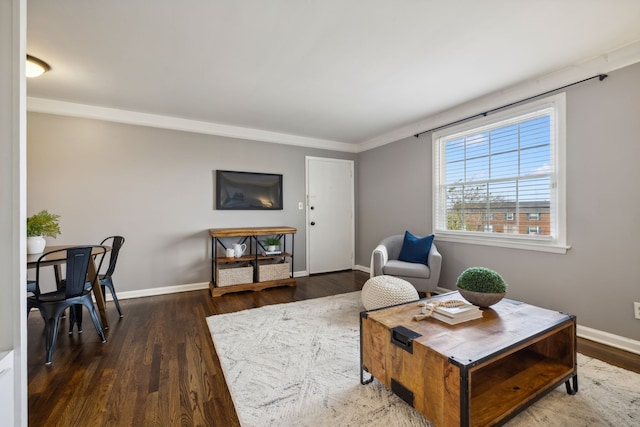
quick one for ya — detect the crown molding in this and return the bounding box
[26,40,640,155]
[26,97,358,153]
[358,39,640,152]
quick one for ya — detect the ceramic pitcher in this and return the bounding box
[232,243,247,258]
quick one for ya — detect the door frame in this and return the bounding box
[305,156,355,275]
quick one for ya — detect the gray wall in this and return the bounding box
[27,113,356,292]
[27,62,640,341]
[358,62,640,341]
[357,134,432,251]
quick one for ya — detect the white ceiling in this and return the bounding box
[26,0,640,148]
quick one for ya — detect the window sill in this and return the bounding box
[435,233,570,254]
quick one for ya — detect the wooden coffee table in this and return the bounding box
[360,291,577,427]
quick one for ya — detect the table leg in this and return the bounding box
[88,258,110,329]
[54,265,63,289]
[565,374,578,395]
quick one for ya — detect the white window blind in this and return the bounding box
[432,93,567,253]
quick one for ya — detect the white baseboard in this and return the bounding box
[115,282,210,300]
[354,264,369,274]
[112,270,309,300]
[577,325,640,356]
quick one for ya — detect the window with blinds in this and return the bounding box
[432,93,568,253]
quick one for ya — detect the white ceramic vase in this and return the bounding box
[27,236,46,254]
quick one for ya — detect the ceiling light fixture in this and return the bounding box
[26,54,51,78]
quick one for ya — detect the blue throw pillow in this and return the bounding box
[398,231,434,266]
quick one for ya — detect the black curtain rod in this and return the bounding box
[414,73,608,138]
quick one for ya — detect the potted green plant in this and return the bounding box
[456,266,507,308]
[26,210,61,254]
[262,236,281,252]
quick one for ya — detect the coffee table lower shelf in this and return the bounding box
[467,347,577,426]
[360,292,577,427]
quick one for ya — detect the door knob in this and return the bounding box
[310,222,316,226]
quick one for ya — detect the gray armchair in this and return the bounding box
[370,234,442,294]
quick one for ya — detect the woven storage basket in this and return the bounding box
[257,261,290,282]
[216,264,253,287]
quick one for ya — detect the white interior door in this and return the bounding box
[306,157,354,274]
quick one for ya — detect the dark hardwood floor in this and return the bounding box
[27,270,366,426]
[27,270,639,426]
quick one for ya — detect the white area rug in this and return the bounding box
[207,292,640,427]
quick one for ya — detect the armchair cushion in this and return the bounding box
[384,260,431,278]
[398,231,434,266]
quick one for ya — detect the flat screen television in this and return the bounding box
[216,170,283,210]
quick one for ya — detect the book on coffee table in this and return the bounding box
[430,310,483,325]
[426,301,482,324]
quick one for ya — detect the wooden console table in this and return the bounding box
[209,226,296,297]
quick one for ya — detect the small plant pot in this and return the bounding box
[457,287,506,308]
[27,236,46,254]
[267,245,278,252]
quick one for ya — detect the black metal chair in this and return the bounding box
[27,246,107,364]
[70,236,126,333]
[95,236,125,317]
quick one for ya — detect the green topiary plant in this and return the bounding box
[26,210,61,238]
[456,267,507,294]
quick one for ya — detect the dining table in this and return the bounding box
[26,244,112,329]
